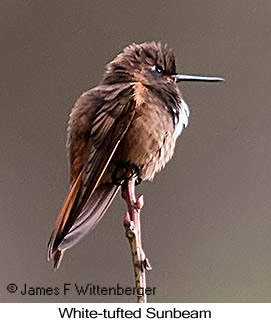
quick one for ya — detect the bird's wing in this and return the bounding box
[48,83,136,264]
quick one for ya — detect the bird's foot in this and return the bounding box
[112,162,142,186]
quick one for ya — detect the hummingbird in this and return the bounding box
[48,41,223,269]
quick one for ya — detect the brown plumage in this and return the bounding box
[48,41,223,269]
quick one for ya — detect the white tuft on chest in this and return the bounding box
[173,98,190,139]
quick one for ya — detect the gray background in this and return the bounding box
[1,0,271,302]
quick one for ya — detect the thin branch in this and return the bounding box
[122,175,152,303]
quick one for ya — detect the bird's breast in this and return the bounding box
[113,84,176,181]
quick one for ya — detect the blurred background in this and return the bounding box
[1,0,271,302]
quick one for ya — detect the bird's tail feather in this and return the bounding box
[47,171,83,265]
[49,183,120,269]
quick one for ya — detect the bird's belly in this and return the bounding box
[113,106,176,181]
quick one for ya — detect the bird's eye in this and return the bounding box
[152,65,163,74]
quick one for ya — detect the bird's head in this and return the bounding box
[102,41,223,87]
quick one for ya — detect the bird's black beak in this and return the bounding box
[174,74,224,83]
